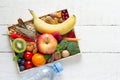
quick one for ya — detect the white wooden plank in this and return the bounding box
[0,0,120,25]
[1,53,120,80]
[0,25,12,52]
[60,53,120,80]
[0,0,80,25]
[0,53,19,80]
[0,0,120,80]
[75,0,120,25]
[75,26,120,53]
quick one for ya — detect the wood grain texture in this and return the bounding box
[75,26,120,53]
[0,53,19,80]
[0,0,120,25]
[0,25,12,52]
[0,53,120,80]
[0,0,120,80]
[61,53,120,80]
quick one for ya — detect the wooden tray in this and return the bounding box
[8,9,80,73]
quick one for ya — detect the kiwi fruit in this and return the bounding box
[12,38,26,53]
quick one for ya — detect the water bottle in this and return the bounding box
[20,62,63,80]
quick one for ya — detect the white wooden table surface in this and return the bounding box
[0,0,120,80]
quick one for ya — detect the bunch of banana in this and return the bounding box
[29,10,76,35]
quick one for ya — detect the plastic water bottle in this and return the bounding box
[20,62,63,80]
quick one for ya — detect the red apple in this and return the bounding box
[37,33,57,54]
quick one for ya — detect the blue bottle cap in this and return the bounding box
[54,62,63,73]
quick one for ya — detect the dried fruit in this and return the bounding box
[57,11,62,18]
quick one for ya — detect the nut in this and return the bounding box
[54,51,62,60]
[49,13,57,17]
[33,48,37,54]
[58,18,64,23]
[45,16,55,24]
[53,17,58,24]
[62,50,70,58]
[26,42,37,54]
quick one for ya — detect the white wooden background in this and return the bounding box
[0,0,120,80]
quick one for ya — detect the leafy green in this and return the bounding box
[17,53,24,58]
[56,40,68,53]
[67,42,80,55]
[56,40,80,55]
[13,53,24,61]
[56,45,63,53]
[13,55,18,61]
[44,55,51,62]
[59,40,68,50]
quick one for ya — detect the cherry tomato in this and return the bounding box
[67,31,75,38]
[24,61,33,69]
[24,51,33,60]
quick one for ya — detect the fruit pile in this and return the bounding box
[8,9,80,72]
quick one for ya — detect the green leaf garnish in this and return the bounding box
[59,40,68,50]
[17,53,24,58]
[44,55,51,62]
[13,55,18,61]
[13,53,24,62]
[56,44,62,52]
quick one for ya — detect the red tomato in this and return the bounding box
[67,31,75,38]
[24,61,33,69]
[24,51,33,60]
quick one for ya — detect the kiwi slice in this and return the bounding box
[12,38,26,54]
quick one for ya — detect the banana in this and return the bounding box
[29,10,76,35]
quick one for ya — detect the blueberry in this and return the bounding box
[20,59,25,65]
[19,65,25,71]
[17,58,22,64]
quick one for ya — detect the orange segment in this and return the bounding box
[32,53,46,67]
